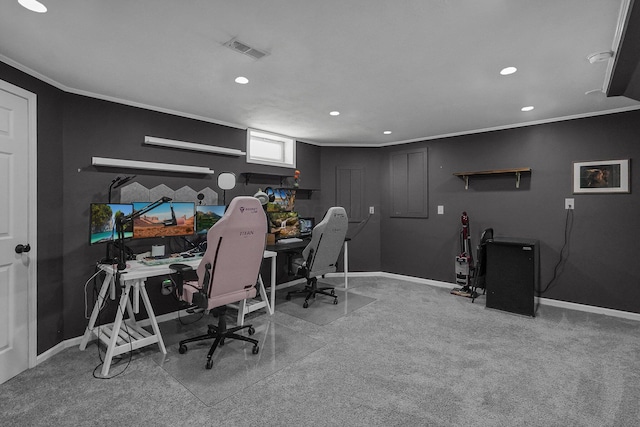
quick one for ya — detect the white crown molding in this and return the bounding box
[3,54,640,149]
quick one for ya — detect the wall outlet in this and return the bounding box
[369,206,375,214]
[437,205,444,215]
[565,198,575,210]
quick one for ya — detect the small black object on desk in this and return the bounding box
[266,238,311,276]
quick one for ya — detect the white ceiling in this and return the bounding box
[1,0,639,147]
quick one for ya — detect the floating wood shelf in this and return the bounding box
[240,172,318,198]
[453,168,531,189]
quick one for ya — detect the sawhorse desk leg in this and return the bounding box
[80,275,166,377]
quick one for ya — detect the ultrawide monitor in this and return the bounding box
[132,201,195,239]
[89,203,134,245]
[195,205,227,235]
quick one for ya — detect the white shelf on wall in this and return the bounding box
[92,157,215,175]
[144,136,246,156]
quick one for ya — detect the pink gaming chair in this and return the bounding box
[173,196,267,369]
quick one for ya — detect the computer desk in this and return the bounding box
[266,238,350,289]
[79,250,277,377]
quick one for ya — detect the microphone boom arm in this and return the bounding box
[114,196,172,270]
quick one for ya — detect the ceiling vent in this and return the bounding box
[223,38,268,60]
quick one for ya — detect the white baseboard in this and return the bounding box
[39,271,640,366]
[328,271,640,321]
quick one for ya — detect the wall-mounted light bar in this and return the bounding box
[144,136,246,156]
[92,157,214,175]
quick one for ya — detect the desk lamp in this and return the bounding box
[108,175,136,203]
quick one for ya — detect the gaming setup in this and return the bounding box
[89,198,315,269]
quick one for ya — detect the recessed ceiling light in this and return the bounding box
[521,106,534,112]
[500,66,517,75]
[18,0,47,13]
[234,76,249,84]
[329,111,340,116]
[383,131,392,135]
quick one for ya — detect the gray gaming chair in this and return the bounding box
[286,207,348,308]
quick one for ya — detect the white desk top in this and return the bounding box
[99,250,278,281]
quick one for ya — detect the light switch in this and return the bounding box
[437,205,444,215]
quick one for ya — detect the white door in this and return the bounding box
[0,80,36,384]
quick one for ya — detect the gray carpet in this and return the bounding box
[1,276,640,426]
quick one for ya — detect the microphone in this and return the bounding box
[163,201,178,226]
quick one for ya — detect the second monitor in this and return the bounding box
[195,205,227,235]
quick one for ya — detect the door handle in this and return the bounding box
[15,244,31,254]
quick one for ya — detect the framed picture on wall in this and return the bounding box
[573,159,630,194]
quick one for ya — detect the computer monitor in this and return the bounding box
[132,201,195,239]
[195,205,227,235]
[299,217,315,236]
[89,203,134,245]
[268,211,301,240]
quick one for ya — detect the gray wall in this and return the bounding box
[0,61,65,354]
[2,58,640,355]
[1,61,324,351]
[322,113,640,314]
[61,94,323,340]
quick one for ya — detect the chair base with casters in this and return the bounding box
[178,305,259,370]
[286,276,338,308]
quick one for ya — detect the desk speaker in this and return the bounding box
[485,238,539,317]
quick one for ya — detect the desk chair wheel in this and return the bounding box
[252,345,259,354]
[331,290,336,296]
[303,301,309,308]
[206,358,214,370]
[179,344,188,354]
[248,326,255,335]
[333,298,338,305]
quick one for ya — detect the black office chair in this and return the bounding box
[471,228,493,303]
[286,207,348,308]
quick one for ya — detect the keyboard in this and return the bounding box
[277,238,304,244]
[139,253,202,266]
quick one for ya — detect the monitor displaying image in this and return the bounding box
[132,201,195,239]
[195,205,227,235]
[89,203,134,245]
[299,217,315,236]
[268,211,301,240]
